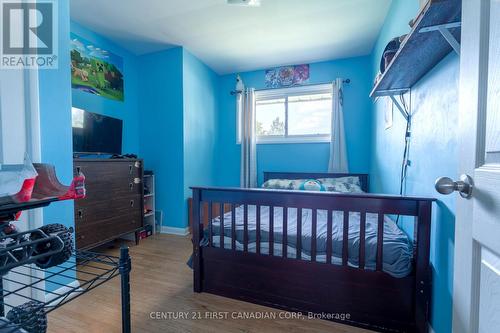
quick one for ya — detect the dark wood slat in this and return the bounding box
[376,214,384,271]
[311,209,317,262]
[359,212,366,269]
[256,205,261,254]
[243,204,249,252]
[208,202,213,247]
[219,202,224,249]
[231,204,236,250]
[192,188,202,292]
[282,207,288,258]
[296,208,302,260]
[269,206,274,256]
[342,211,349,266]
[326,210,333,264]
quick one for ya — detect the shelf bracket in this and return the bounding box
[373,89,410,121]
[389,95,409,122]
[419,22,461,55]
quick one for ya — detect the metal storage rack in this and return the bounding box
[0,248,132,333]
[0,162,132,333]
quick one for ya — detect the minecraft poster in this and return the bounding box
[70,33,124,101]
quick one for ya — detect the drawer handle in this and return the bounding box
[130,200,134,208]
[129,183,134,190]
[134,177,141,184]
[129,165,133,174]
[78,210,83,219]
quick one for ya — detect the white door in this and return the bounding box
[450,0,500,332]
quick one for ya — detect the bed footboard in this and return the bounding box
[191,186,434,333]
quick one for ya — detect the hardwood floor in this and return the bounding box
[48,234,372,333]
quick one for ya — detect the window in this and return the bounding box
[254,84,332,143]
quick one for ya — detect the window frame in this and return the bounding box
[253,83,332,144]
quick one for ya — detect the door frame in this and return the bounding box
[453,0,491,332]
[0,67,44,304]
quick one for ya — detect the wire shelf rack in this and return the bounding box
[0,248,131,333]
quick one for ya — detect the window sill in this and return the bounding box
[237,137,331,145]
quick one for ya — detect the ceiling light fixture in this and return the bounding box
[226,0,261,7]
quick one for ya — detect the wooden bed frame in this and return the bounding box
[191,172,435,333]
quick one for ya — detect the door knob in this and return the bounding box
[435,174,474,198]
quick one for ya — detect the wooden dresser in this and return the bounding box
[73,158,144,249]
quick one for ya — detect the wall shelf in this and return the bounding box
[370,0,461,98]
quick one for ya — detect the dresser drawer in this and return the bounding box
[75,160,142,179]
[74,162,142,199]
[75,194,142,225]
[76,210,142,249]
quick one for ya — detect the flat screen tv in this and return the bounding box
[72,108,123,155]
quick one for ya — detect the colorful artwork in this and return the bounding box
[265,64,310,88]
[70,33,124,101]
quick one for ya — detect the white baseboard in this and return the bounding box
[45,280,82,306]
[160,226,189,236]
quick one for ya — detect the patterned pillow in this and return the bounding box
[261,179,305,190]
[299,179,325,191]
[318,176,361,186]
[317,176,364,193]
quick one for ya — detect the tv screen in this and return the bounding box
[72,108,123,155]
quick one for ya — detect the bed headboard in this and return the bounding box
[263,172,369,193]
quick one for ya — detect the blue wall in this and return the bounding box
[38,0,74,229]
[70,21,140,154]
[183,49,219,197]
[138,48,185,229]
[369,1,457,332]
[137,48,219,229]
[216,56,374,186]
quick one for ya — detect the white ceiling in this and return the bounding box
[70,0,392,75]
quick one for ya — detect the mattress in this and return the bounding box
[209,206,413,278]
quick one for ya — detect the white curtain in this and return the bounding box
[240,88,257,188]
[328,79,349,173]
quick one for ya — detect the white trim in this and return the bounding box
[161,226,189,236]
[25,62,45,302]
[255,83,332,98]
[257,135,331,144]
[45,280,83,306]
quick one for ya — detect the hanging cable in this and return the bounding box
[396,92,411,225]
